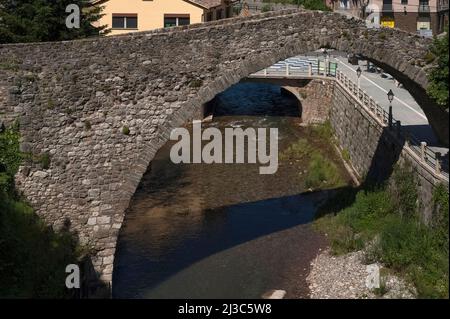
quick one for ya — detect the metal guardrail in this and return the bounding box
[335,69,449,181]
[418,4,431,13]
[250,61,338,78]
[438,0,449,11]
[249,57,449,181]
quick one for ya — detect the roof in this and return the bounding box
[90,0,234,10]
[186,0,223,9]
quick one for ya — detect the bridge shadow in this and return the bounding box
[364,126,406,185]
[403,124,443,149]
[112,187,345,298]
[314,125,408,221]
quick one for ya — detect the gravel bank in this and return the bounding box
[306,248,417,299]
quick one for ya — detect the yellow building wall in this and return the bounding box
[96,0,205,35]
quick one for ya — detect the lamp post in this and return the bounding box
[387,89,394,128]
[361,0,370,19]
[356,66,362,91]
[323,49,329,76]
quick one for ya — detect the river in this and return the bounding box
[112,82,352,298]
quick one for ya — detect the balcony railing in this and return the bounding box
[438,0,449,11]
[382,3,393,12]
[418,3,431,13]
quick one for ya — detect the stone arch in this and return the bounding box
[0,9,446,294]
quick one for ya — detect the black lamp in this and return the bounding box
[387,89,394,104]
[387,89,394,128]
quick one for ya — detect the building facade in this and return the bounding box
[325,0,448,36]
[91,0,237,35]
[376,0,448,36]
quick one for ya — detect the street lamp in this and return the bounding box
[323,49,329,76]
[387,89,394,128]
[356,66,362,90]
[361,0,369,19]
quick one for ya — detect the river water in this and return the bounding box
[112,82,351,298]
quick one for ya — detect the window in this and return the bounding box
[164,14,190,28]
[226,6,231,18]
[216,9,223,20]
[401,0,408,4]
[112,14,138,29]
[178,17,190,26]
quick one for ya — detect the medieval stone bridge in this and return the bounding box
[0,9,447,293]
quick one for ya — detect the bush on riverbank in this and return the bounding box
[280,121,346,190]
[314,165,449,298]
[304,152,343,189]
[0,125,79,298]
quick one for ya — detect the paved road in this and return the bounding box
[332,56,448,156]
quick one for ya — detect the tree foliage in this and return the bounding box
[263,0,331,11]
[0,0,108,44]
[427,28,449,108]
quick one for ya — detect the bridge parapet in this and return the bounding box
[335,69,449,183]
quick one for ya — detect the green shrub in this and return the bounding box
[280,138,313,161]
[0,126,22,177]
[122,126,130,135]
[261,4,272,12]
[47,98,55,110]
[424,51,436,64]
[189,79,203,88]
[39,153,51,169]
[311,120,333,141]
[0,125,80,298]
[390,163,418,218]
[0,197,79,298]
[314,165,449,298]
[341,148,351,162]
[304,152,343,189]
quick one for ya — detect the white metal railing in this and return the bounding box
[249,58,448,181]
[335,69,448,181]
[250,61,338,78]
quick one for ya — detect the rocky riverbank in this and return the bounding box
[306,248,417,299]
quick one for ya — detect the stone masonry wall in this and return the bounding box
[330,83,448,222]
[285,78,334,124]
[0,9,441,290]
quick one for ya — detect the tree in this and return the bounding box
[0,0,108,44]
[427,27,449,109]
[298,0,331,11]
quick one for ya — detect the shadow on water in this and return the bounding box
[112,189,338,299]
